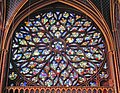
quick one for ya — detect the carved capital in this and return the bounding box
[0,49,8,53]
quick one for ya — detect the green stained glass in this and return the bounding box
[9,10,108,87]
[9,72,17,80]
[37,32,44,37]
[19,40,27,45]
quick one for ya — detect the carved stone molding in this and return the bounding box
[0,0,120,93]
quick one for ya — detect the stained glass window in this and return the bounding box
[8,10,109,87]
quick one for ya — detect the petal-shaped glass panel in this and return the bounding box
[9,10,107,87]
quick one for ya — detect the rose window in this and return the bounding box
[9,10,108,87]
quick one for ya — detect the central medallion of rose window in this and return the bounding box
[11,11,106,86]
[51,39,65,52]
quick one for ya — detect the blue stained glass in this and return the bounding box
[13,54,22,60]
[89,81,96,86]
[9,10,108,87]
[16,33,23,38]
[20,81,27,86]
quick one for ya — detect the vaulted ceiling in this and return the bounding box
[5,0,111,29]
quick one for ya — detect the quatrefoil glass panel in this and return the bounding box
[10,10,107,86]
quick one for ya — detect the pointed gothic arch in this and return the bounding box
[0,0,119,93]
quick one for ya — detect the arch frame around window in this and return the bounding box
[0,0,119,93]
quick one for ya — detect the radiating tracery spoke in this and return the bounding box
[10,11,107,87]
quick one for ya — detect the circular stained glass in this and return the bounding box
[11,10,106,86]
